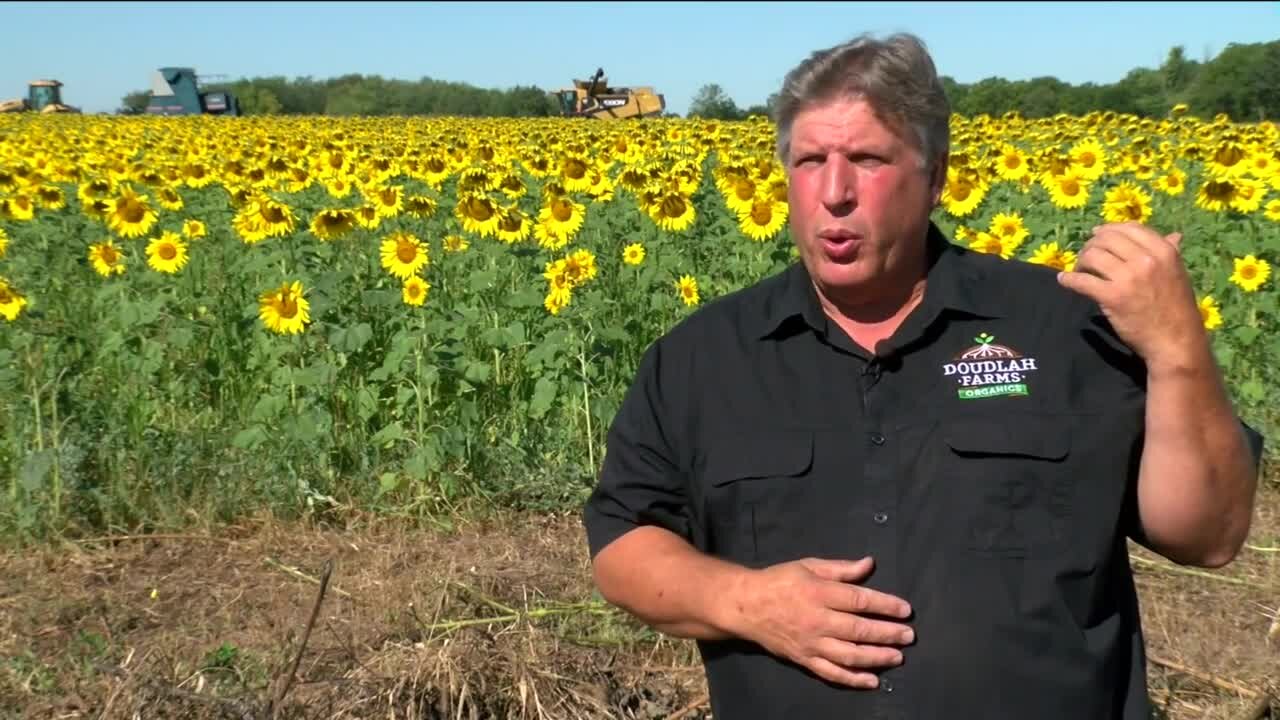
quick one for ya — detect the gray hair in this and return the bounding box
[773,32,951,173]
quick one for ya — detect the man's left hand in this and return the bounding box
[1057,222,1208,374]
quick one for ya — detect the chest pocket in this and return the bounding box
[941,416,1073,556]
[698,430,866,567]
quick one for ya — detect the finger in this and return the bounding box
[826,610,916,646]
[1074,242,1128,282]
[815,636,906,670]
[1165,232,1183,251]
[823,583,913,619]
[802,556,874,583]
[1057,269,1112,302]
[1094,222,1167,257]
[807,656,881,690]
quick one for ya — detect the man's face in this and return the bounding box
[785,96,945,311]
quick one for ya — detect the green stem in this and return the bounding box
[578,335,594,475]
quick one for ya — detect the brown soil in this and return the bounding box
[1,485,1277,720]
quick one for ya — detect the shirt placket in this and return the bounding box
[860,353,907,720]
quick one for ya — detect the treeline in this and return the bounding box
[119,40,1280,121]
[695,41,1280,122]
[120,74,561,117]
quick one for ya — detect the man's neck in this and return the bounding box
[816,252,931,354]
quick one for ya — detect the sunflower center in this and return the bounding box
[564,158,587,180]
[1077,151,1096,167]
[998,222,1018,236]
[396,240,418,264]
[1206,181,1234,201]
[735,180,756,201]
[981,237,1002,254]
[1215,145,1244,167]
[408,283,422,300]
[499,212,522,233]
[100,245,119,264]
[1003,154,1021,169]
[949,181,971,202]
[661,195,687,218]
[380,188,398,206]
[158,243,177,260]
[1242,265,1257,280]
[1124,203,1143,220]
[1166,175,1181,188]
[467,197,493,221]
[1060,178,1080,195]
[750,202,772,226]
[0,287,11,303]
[121,197,146,223]
[551,199,573,223]
[278,293,299,319]
[262,205,286,223]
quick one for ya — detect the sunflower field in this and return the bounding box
[1,109,1278,538]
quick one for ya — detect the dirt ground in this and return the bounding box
[2,485,1277,720]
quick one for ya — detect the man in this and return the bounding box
[582,32,1263,719]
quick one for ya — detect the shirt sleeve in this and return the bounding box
[582,333,693,560]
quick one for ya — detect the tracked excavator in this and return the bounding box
[0,80,80,114]
[556,68,665,119]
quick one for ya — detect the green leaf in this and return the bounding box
[370,421,405,448]
[1234,326,1261,346]
[355,386,378,422]
[377,472,400,496]
[251,394,288,423]
[529,376,558,418]
[19,450,55,494]
[331,322,374,354]
[504,289,544,309]
[232,426,268,450]
[464,360,492,384]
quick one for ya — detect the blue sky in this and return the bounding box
[4,1,1278,115]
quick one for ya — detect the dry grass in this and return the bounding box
[1,485,1277,720]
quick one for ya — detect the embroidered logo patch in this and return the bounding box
[943,333,1038,400]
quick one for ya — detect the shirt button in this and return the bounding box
[881,677,894,693]
[870,432,886,446]
[874,512,889,524]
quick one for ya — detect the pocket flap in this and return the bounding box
[944,417,1070,460]
[705,431,814,487]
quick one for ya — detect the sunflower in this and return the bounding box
[994,144,1030,182]
[1154,168,1187,196]
[1046,172,1090,210]
[544,279,572,315]
[370,184,404,218]
[35,184,66,210]
[675,274,700,307]
[155,186,184,211]
[354,204,382,230]
[650,191,696,233]
[1229,254,1270,292]
[443,234,470,253]
[738,198,788,241]
[1264,199,1280,223]
[182,219,206,239]
[402,276,429,307]
[1228,177,1267,214]
[0,278,27,321]
[1026,241,1077,271]
[968,232,1009,258]
[494,206,532,244]
[622,242,645,265]
[456,193,500,237]
[380,231,429,280]
[0,227,6,258]
[941,168,985,217]
[146,231,189,274]
[309,208,356,241]
[3,193,36,221]
[404,194,438,218]
[988,211,1028,251]
[560,154,593,193]
[105,185,159,238]
[725,177,758,215]
[1068,138,1107,180]
[1101,181,1153,224]
[1195,178,1236,213]
[258,280,311,335]
[1198,295,1223,331]
[534,218,570,251]
[538,196,585,240]
[88,239,127,277]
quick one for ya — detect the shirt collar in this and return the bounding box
[757,221,1007,340]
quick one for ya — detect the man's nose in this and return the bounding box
[820,156,857,212]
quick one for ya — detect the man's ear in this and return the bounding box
[929,154,948,206]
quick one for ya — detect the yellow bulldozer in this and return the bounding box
[555,68,665,119]
[0,79,80,114]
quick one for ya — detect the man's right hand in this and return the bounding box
[728,556,914,689]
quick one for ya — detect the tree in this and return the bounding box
[688,83,742,120]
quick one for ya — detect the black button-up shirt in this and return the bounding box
[583,223,1264,719]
